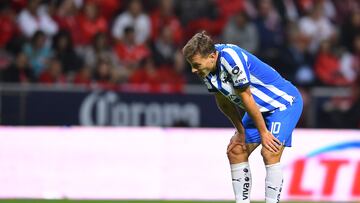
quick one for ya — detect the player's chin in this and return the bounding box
[197,72,208,79]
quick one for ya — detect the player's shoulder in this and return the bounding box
[217,44,249,69]
[217,44,246,59]
[215,43,241,52]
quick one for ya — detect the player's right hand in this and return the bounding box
[227,131,247,153]
[260,130,281,153]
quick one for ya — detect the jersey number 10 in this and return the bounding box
[270,122,281,134]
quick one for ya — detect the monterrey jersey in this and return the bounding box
[204,44,299,112]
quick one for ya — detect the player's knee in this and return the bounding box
[261,147,282,164]
[261,147,281,158]
[227,144,248,161]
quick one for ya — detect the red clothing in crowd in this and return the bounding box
[53,14,82,46]
[94,0,122,21]
[150,9,183,44]
[38,71,66,84]
[315,53,351,86]
[114,43,150,66]
[76,13,108,45]
[0,12,18,47]
[73,72,92,86]
[216,0,245,20]
[129,66,185,93]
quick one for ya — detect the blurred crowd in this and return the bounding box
[0,0,359,127]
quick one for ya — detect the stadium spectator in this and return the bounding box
[150,0,183,45]
[0,49,13,71]
[295,0,336,21]
[339,37,359,84]
[215,0,246,21]
[166,50,186,92]
[9,0,27,13]
[23,31,53,77]
[298,2,335,53]
[112,0,150,45]
[52,30,82,76]
[128,57,163,92]
[346,34,360,85]
[93,59,119,89]
[94,0,122,22]
[347,76,360,128]
[341,11,360,53]
[277,24,314,86]
[319,76,360,129]
[17,0,58,38]
[150,25,177,66]
[53,0,82,46]
[129,54,185,93]
[1,52,35,83]
[0,2,16,69]
[114,26,150,70]
[272,0,299,23]
[314,39,355,86]
[354,35,360,73]
[174,0,218,26]
[73,65,92,86]
[317,0,336,21]
[222,11,259,53]
[332,0,360,24]
[76,0,108,45]
[175,0,222,38]
[253,0,284,66]
[80,32,120,70]
[0,2,19,48]
[38,58,65,84]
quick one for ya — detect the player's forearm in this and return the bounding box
[215,95,245,134]
[238,89,268,135]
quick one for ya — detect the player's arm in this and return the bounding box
[214,92,245,135]
[235,86,281,153]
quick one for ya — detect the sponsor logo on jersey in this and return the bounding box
[234,77,247,84]
[232,66,240,74]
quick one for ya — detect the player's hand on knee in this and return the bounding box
[227,131,246,153]
[260,130,281,153]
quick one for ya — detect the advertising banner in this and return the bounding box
[1,90,230,127]
[0,127,359,201]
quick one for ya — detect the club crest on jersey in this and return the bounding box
[220,72,232,83]
[232,66,240,74]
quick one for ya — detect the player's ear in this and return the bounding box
[208,52,216,59]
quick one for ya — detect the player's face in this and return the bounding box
[188,53,217,78]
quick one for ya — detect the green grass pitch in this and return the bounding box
[0,200,331,203]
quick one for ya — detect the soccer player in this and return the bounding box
[182,31,303,203]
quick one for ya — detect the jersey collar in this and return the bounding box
[209,51,221,76]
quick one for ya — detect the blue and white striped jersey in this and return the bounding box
[204,44,299,112]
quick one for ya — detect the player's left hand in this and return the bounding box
[261,130,281,153]
[227,131,247,153]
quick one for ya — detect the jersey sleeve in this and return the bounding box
[222,48,250,88]
[203,78,218,93]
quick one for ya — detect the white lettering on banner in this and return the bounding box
[145,103,162,126]
[79,92,200,126]
[112,103,129,125]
